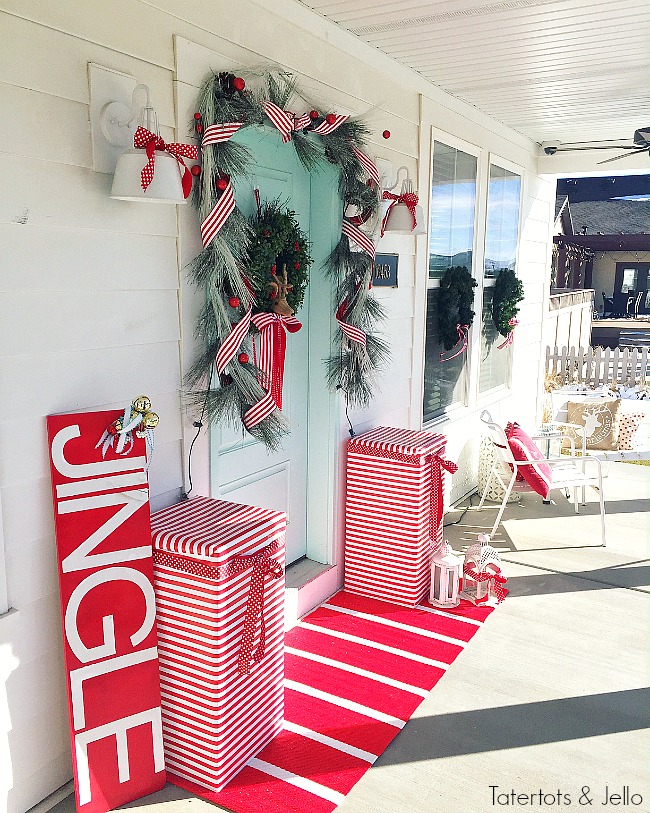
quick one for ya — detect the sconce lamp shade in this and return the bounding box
[111,148,187,203]
[382,174,427,236]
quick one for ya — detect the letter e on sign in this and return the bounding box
[47,410,166,812]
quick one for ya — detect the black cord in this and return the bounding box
[185,367,213,499]
[443,491,477,527]
[336,384,356,437]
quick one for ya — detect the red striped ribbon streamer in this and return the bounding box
[310,113,349,135]
[439,324,469,362]
[463,565,508,604]
[227,543,284,674]
[201,122,244,146]
[134,126,199,198]
[242,390,279,432]
[430,455,458,543]
[201,180,235,247]
[336,299,367,347]
[497,318,520,349]
[251,313,302,410]
[342,217,376,258]
[380,189,419,237]
[216,306,252,374]
[351,144,381,186]
[262,102,311,143]
[152,541,283,674]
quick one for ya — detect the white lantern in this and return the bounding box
[429,542,461,608]
[461,533,506,605]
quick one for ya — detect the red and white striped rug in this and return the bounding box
[169,590,494,812]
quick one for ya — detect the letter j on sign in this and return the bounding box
[47,410,166,813]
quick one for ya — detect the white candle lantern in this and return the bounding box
[461,533,504,605]
[429,542,462,608]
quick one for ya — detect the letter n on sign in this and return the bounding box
[47,410,166,813]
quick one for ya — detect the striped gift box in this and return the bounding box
[150,496,286,792]
[344,427,449,606]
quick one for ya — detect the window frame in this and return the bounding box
[475,152,525,402]
[422,130,485,426]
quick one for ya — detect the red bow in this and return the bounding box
[497,318,520,350]
[227,542,284,674]
[464,565,508,604]
[381,190,419,236]
[439,324,470,362]
[251,313,302,410]
[133,126,198,199]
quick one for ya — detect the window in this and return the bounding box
[423,140,478,421]
[479,162,522,394]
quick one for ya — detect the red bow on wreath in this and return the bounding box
[381,189,419,236]
[133,126,199,199]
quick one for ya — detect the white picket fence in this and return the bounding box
[546,345,650,386]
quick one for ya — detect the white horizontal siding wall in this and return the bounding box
[0,1,553,811]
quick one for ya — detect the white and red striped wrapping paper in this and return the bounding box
[344,427,449,606]
[150,496,286,793]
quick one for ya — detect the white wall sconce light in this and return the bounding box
[380,165,427,236]
[89,63,195,204]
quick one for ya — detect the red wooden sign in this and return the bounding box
[47,410,166,812]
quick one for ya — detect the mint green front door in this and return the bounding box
[210,126,341,565]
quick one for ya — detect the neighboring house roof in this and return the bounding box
[554,194,573,235]
[555,194,568,221]
[567,199,649,235]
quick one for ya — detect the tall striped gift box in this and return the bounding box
[344,427,456,606]
[150,496,286,792]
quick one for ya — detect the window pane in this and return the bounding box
[423,288,468,420]
[429,143,477,280]
[480,163,521,393]
[621,268,638,293]
[484,165,521,278]
[479,288,512,393]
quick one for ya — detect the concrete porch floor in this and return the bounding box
[48,463,650,813]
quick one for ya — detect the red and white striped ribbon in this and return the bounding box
[497,318,519,349]
[430,454,458,540]
[133,126,198,198]
[243,391,278,431]
[201,122,244,146]
[251,312,302,410]
[216,306,252,374]
[201,180,235,247]
[310,113,349,135]
[336,300,367,347]
[439,324,469,362]
[342,217,376,258]
[351,144,381,185]
[262,102,311,143]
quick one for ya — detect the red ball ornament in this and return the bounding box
[228,296,241,308]
[382,130,391,139]
[195,123,204,133]
[309,110,319,120]
[238,353,249,364]
[190,164,201,176]
[193,112,202,121]
[271,264,277,273]
[294,242,300,251]
[326,113,337,125]
[294,262,301,270]
[232,77,246,92]
[216,178,228,192]
[263,229,271,237]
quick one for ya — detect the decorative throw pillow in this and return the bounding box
[504,423,552,499]
[617,412,645,450]
[566,399,622,451]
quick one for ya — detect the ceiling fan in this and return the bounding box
[541,128,650,162]
[598,128,650,164]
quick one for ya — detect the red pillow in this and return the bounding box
[504,422,552,499]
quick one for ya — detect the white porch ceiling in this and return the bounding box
[299,0,650,148]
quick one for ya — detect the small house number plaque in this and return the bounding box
[373,254,398,288]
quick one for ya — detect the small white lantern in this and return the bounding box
[461,533,506,605]
[430,542,462,608]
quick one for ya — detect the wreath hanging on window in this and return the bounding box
[437,266,478,355]
[492,267,524,346]
[184,70,388,449]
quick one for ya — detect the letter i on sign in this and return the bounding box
[47,410,166,813]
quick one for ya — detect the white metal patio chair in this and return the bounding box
[477,410,607,546]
